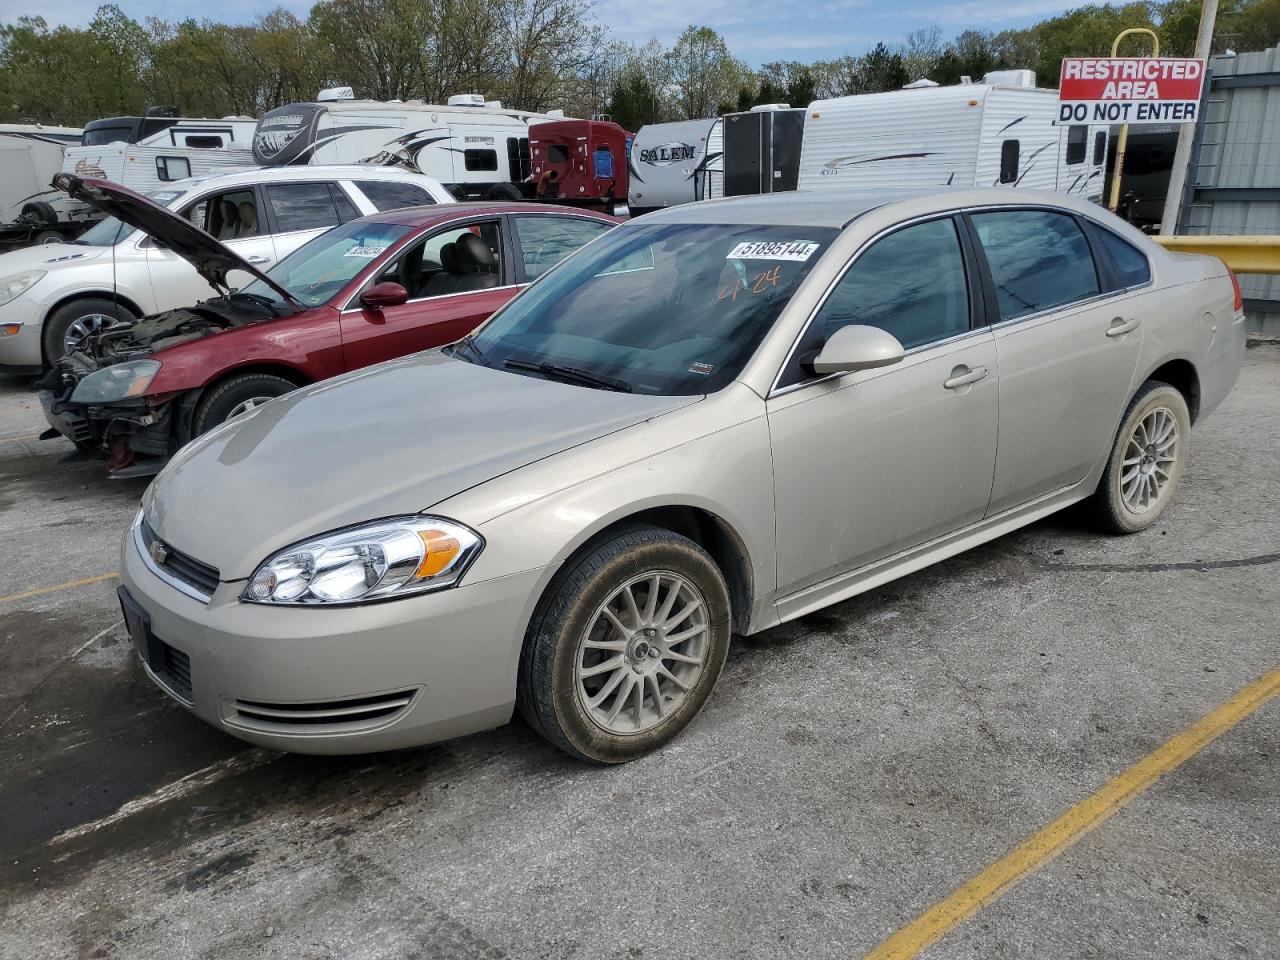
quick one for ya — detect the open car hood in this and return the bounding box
[52,173,301,306]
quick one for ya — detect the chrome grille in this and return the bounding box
[139,519,220,599]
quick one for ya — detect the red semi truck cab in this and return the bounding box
[527,119,634,212]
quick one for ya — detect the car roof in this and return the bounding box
[632,187,1107,229]
[355,202,620,227]
[165,164,449,193]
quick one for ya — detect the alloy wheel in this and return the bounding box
[63,313,113,354]
[575,571,710,735]
[1120,405,1180,513]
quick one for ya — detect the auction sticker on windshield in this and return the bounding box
[726,240,820,261]
[344,245,388,258]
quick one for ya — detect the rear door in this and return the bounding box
[968,207,1144,514]
[339,217,512,369]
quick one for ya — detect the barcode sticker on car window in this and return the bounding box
[726,240,819,262]
[344,245,387,258]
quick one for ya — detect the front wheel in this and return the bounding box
[192,373,297,437]
[1090,381,1191,533]
[42,298,136,365]
[517,525,732,763]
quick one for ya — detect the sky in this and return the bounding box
[0,0,1082,64]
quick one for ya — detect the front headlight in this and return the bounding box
[0,270,45,307]
[242,516,483,605]
[70,359,160,404]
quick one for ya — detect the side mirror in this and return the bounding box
[361,281,409,309]
[810,324,905,375]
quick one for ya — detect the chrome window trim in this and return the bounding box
[133,516,213,605]
[768,202,1156,399]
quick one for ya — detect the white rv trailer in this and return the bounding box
[59,117,258,224]
[0,124,82,247]
[798,71,1109,200]
[251,90,566,200]
[628,118,723,214]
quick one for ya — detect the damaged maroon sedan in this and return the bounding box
[39,175,617,476]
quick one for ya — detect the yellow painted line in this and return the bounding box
[864,667,1280,960]
[0,571,119,605]
[0,432,40,444]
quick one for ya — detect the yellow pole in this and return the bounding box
[1107,27,1161,213]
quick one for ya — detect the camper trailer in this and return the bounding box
[0,124,83,248]
[526,118,633,212]
[252,90,566,200]
[720,105,806,198]
[628,118,723,214]
[59,114,258,226]
[798,72,1109,199]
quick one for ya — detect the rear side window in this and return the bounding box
[464,149,498,172]
[1066,125,1087,165]
[814,218,971,351]
[1092,226,1151,289]
[515,215,613,280]
[265,182,342,232]
[355,180,437,212]
[971,210,1100,321]
[1000,140,1020,183]
[330,184,360,223]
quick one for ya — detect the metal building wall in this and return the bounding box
[1180,46,1280,338]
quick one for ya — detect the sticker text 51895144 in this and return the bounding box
[726,240,819,262]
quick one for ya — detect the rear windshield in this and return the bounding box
[240,220,413,308]
[468,222,838,395]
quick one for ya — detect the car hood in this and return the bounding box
[0,241,109,275]
[52,173,299,305]
[143,351,700,579]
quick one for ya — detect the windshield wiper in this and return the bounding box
[449,334,491,368]
[231,291,282,308]
[503,359,632,393]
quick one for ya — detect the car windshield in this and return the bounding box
[73,189,187,247]
[239,220,414,308]
[466,222,839,395]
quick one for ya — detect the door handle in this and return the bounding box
[246,255,270,265]
[1106,316,1139,337]
[943,365,989,390]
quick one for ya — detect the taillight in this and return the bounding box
[1228,268,1243,312]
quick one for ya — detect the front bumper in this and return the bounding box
[0,297,46,367]
[120,523,542,754]
[40,386,174,475]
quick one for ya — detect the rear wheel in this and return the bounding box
[192,373,296,436]
[517,525,732,763]
[1090,381,1191,533]
[42,298,136,365]
[483,182,524,201]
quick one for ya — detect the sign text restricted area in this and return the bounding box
[1059,57,1206,125]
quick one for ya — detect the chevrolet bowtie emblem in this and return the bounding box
[149,540,169,566]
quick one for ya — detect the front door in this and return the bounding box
[768,215,1000,598]
[966,208,1144,514]
[339,219,511,369]
[145,186,276,309]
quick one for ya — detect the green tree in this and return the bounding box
[668,26,745,119]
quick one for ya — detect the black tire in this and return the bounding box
[42,298,136,366]
[35,229,67,245]
[192,373,296,436]
[21,201,57,225]
[483,182,524,201]
[1089,380,1192,534]
[517,524,732,763]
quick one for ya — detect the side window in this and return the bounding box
[354,180,437,212]
[182,135,224,149]
[187,189,259,240]
[265,182,341,233]
[813,218,971,353]
[1092,225,1152,289]
[971,210,1100,321]
[373,221,502,299]
[1093,131,1107,166]
[515,216,612,281]
[1066,125,1087,165]
[156,156,191,182]
[999,140,1020,184]
[464,149,498,172]
[329,184,360,223]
